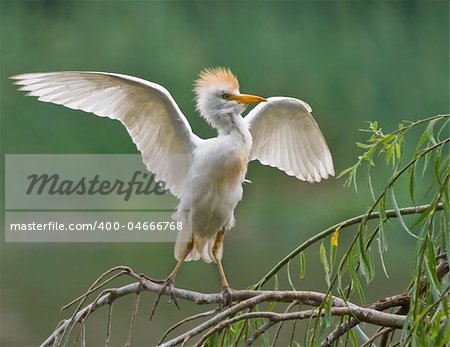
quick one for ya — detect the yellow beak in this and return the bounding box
[229,93,267,104]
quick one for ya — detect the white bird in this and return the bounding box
[11,67,334,305]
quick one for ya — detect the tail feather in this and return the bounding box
[174,231,221,263]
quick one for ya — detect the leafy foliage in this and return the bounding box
[219,115,449,346]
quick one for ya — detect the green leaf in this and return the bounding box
[337,165,355,178]
[348,328,358,346]
[408,163,416,205]
[412,203,434,228]
[268,274,279,311]
[423,255,441,301]
[324,294,333,327]
[416,130,429,149]
[356,142,372,149]
[358,226,373,283]
[367,165,376,201]
[395,142,401,158]
[299,252,306,279]
[287,260,296,291]
[391,188,422,239]
[319,243,330,287]
[425,118,439,145]
[377,235,390,278]
[436,320,450,346]
[348,248,366,304]
[274,273,280,291]
[381,134,396,144]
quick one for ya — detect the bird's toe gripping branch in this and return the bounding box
[150,277,180,320]
[220,285,233,309]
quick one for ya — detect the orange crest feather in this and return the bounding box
[194,67,239,95]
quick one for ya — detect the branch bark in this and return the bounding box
[41,276,408,347]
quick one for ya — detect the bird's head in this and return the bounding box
[194,67,266,130]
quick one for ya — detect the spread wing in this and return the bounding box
[245,97,334,182]
[11,71,202,197]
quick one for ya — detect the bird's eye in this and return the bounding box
[222,93,230,100]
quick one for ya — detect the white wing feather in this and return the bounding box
[11,71,202,197]
[245,97,334,182]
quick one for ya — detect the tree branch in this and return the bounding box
[40,204,446,347]
[41,276,408,347]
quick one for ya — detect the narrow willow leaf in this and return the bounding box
[416,130,429,150]
[303,318,313,347]
[268,275,279,311]
[354,326,371,344]
[261,323,271,347]
[408,162,416,205]
[436,118,450,140]
[381,134,395,144]
[337,165,355,178]
[412,203,434,228]
[348,248,366,304]
[395,142,401,159]
[421,150,431,177]
[299,252,306,279]
[230,320,244,334]
[358,227,373,283]
[356,142,372,149]
[427,240,437,271]
[424,257,441,301]
[319,243,330,287]
[348,328,358,346]
[379,195,387,222]
[380,222,389,251]
[324,294,332,327]
[425,118,439,145]
[377,236,390,278]
[391,188,422,239]
[434,146,443,184]
[436,320,450,346]
[330,242,337,273]
[367,165,376,201]
[287,260,296,291]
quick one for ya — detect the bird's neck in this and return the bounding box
[218,113,252,151]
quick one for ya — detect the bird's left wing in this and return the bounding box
[245,97,334,182]
[11,71,202,197]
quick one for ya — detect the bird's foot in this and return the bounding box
[220,285,233,309]
[150,278,180,320]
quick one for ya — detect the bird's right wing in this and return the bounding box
[245,97,334,182]
[11,71,202,197]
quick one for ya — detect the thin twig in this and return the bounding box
[271,300,299,347]
[360,328,393,347]
[193,307,405,347]
[321,293,410,346]
[244,320,276,347]
[158,309,220,345]
[105,303,113,347]
[125,292,141,347]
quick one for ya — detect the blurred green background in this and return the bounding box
[1,1,448,346]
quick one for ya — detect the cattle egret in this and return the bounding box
[11,68,334,307]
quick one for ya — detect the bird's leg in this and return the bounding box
[212,231,232,308]
[149,241,193,320]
